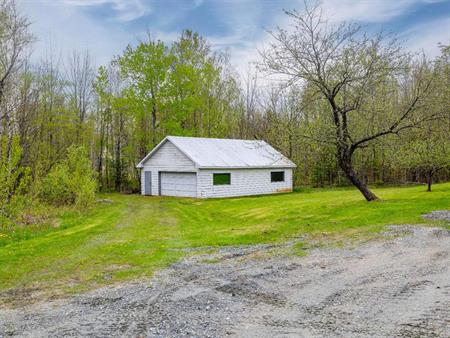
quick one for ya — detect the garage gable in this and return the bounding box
[140,140,195,169]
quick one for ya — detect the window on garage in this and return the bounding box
[213,173,231,185]
[271,171,285,182]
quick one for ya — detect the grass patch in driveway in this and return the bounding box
[0,183,449,302]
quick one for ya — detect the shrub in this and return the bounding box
[41,146,97,209]
[0,137,31,225]
[40,164,73,205]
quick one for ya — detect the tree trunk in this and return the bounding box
[426,170,432,192]
[339,155,379,201]
[115,137,121,192]
[151,103,157,147]
[115,113,124,192]
[97,127,104,190]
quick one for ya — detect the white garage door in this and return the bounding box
[160,172,197,197]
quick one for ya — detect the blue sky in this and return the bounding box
[19,0,450,76]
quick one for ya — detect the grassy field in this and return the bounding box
[0,183,449,299]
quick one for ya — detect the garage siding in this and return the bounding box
[140,141,197,196]
[197,168,293,198]
[143,141,195,169]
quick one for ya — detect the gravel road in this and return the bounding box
[1,214,449,337]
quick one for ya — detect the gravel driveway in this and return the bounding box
[1,220,449,337]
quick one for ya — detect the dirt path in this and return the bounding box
[1,225,449,337]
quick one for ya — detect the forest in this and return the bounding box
[0,0,449,228]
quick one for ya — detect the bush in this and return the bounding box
[41,164,72,205]
[0,137,31,225]
[41,146,97,209]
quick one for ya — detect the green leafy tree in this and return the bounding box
[168,30,238,137]
[93,65,113,190]
[41,146,97,209]
[399,126,449,191]
[118,37,173,154]
[398,45,450,191]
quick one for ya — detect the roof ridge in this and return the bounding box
[167,135,264,142]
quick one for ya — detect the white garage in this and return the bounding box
[136,136,296,198]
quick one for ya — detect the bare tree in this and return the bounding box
[238,66,262,139]
[0,0,33,134]
[261,2,434,201]
[65,50,94,140]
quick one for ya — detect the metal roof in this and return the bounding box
[137,136,296,169]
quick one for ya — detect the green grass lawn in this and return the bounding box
[0,183,449,299]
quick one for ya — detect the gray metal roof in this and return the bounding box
[137,136,296,169]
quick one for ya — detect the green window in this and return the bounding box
[271,171,285,182]
[213,173,231,185]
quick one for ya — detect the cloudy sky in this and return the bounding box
[19,0,450,76]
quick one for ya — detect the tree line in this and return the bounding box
[0,0,449,224]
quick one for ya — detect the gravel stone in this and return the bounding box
[0,225,449,337]
[422,210,450,222]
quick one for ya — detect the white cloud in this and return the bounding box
[20,1,141,67]
[321,0,414,23]
[317,0,449,58]
[63,0,151,22]
[402,17,450,57]
[205,0,285,78]
[320,0,447,23]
